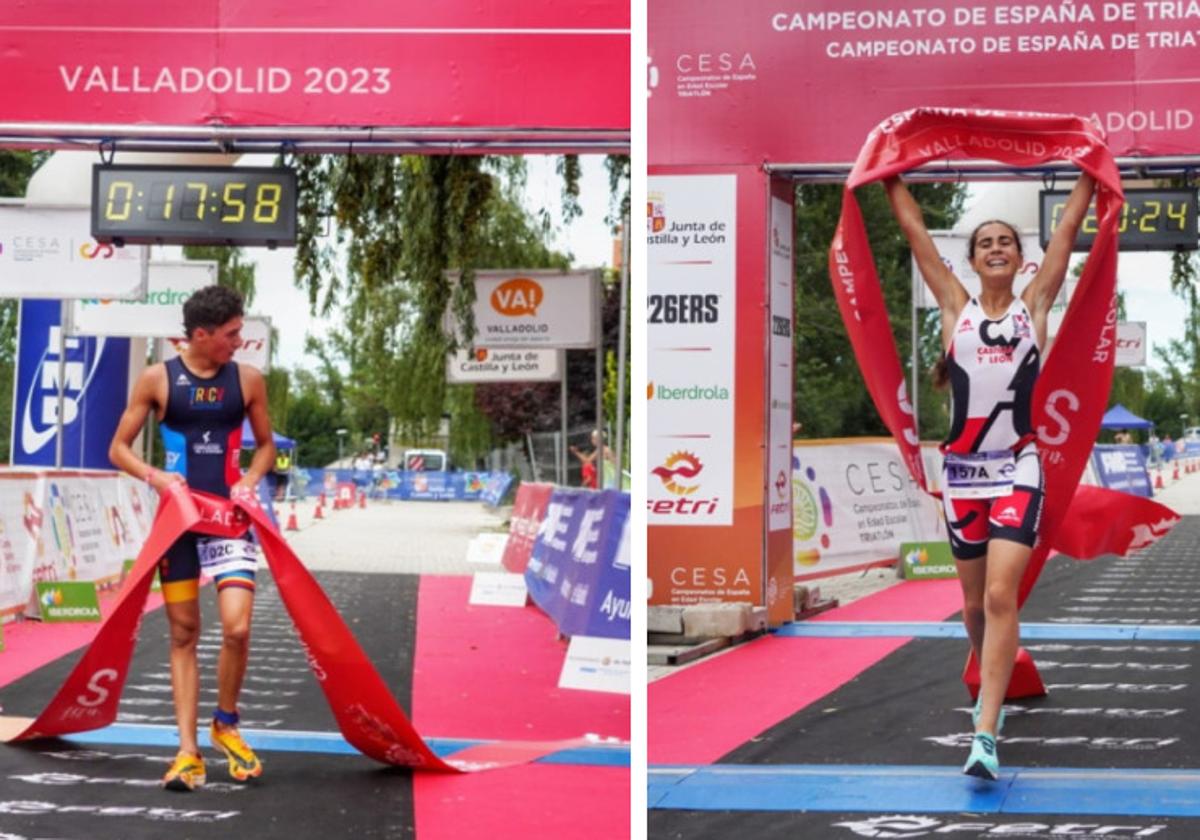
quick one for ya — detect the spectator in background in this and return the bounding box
[1113,429,1132,445]
[570,430,614,490]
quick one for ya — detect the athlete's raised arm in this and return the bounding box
[885,176,969,326]
[1024,172,1096,320]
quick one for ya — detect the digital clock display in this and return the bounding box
[1039,187,1198,252]
[92,165,297,247]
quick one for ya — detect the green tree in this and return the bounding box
[294,153,626,465]
[793,180,966,439]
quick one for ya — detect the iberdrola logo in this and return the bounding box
[792,454,834,566]
[41,588,64,608]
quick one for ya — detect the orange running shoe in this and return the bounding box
[162,751,206,791]
[210,722,263,781]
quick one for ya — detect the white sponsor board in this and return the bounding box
[0,205,146,300]
[1117,321,1147,367]
[468,571,529,607]
[160,316,272,371]
[0,470,157,618]
[71,261,215,338]
[768,195,794,532]
[465,532,508,565]
[647,175,736,527]
[793,439,944,580]
[459,270,597,349]
[557,635,630,695]
[446,347,561,383]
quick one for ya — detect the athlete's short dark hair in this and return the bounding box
[183,285,244,338]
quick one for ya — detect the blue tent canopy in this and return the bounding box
[1100,404,1154,431]
[241,418,296,450]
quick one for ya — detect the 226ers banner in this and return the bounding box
[647,174,736,527]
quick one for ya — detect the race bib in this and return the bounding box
[944,450,1015,499]
[196,537,260,577]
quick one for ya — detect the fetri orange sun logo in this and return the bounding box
[651,451,703,496]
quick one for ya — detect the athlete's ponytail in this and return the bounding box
[931,354,950,390]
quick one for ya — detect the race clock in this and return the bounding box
[92,165,297,247]
[1039,187,1198,252]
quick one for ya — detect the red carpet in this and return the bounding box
[411,575,628,741]
[649,578,964,765]
[0,587,167,689]
[415,766,628,840]
[412,575,628,839]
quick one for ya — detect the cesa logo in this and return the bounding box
[490,277,543,318]
[78,241,115,260]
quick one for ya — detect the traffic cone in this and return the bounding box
[1173,463,1181,481]
[285,503,299,532]
[1155,469,1165,490]
[963,647,1046,700]
[319,492,327,507]
[313,500,324,520]
[359,490,367,509]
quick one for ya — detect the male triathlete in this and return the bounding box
[110,285,275,791]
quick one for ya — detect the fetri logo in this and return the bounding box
[490,277,543,317]
[774,470,788,499]
[78,242,115,260]
[651,451,702,496]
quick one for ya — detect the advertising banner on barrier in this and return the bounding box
[459,271,597,349]
[481,472,515,507]
[0,471,156,618]
[72,261,215,338]
[647,174,737,528]
[651,0,1200,166]
[525,488,630,640]
[0,206,145,300]
[11,300,131,469]
[502,482,555,574]
[0,2,629,132]
[793,439,945,580]
[162,316,271,371]
[1091,444,1153,498]
[446,347,562,384]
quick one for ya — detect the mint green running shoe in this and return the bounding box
[963,732,1000,781]
[972,697,1006,735]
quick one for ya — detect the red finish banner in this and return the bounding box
[0,1,629,131]
[829,108,1179,609]
[650,0,1200,165]
[0,484,588,771]
[501,482,555,574]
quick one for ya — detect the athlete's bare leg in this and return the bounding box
[216,587,254,715]
[165,598,202,755]
[955,557,987,664]
[976,538,1032,735]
